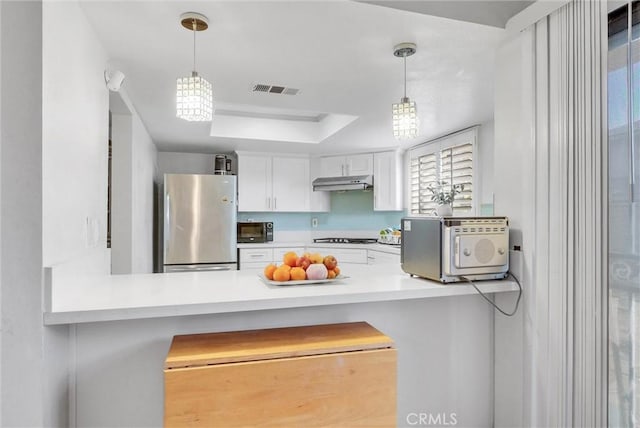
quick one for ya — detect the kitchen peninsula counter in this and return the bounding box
[44,264,518,325]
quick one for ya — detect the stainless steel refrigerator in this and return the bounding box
[162,174,237,272]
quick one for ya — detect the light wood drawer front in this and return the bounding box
[164,348,397,427]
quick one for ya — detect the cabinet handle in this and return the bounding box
[274,197,277,210]
[341,164,345,176]
[250,254,265,258]
[266,197,270,209]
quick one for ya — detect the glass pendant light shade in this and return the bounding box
[176,72,213,121]
[392,43,418,139]
[392,96,418,139]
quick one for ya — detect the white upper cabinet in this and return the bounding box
[346,153,374,176]
[320,153,373,177]
[373,151,403,211]
[237,152,311,212]
[272,157,310,211]
[237,154,272,211]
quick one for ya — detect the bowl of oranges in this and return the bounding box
[260,251,344,285]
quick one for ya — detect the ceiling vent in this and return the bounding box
[251,83,300,96]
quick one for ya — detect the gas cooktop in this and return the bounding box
[313,237,378,244]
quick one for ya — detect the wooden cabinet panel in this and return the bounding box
[164,322,397,427]
[165,349,396,427]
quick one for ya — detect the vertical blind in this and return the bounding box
[409,129,476,215]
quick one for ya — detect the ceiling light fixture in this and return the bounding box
[176,12,213,122]
[392,42,418,139]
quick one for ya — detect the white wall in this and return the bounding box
[0,1,51,425]
[131,112,158,273]
[492,29,533,428]
[478,120,495,208]
[42,0,110,273]
[110,92,158,275]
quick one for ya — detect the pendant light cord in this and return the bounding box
[192,19,197,73]
[403,54,407,99]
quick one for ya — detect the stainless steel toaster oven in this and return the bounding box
[401,216,509,283]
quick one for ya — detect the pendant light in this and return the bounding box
[392,42,418,139]
[176,12,213,122]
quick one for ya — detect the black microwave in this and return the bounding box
[237,222,273,243]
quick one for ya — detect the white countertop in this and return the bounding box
[44,264,518,325]
[237,241,401,255]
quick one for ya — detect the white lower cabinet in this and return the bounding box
[239,247,305,271]
[273,247,305,264]
[239,248,274,271]
[305,247,368,268]
[240,246,399,271]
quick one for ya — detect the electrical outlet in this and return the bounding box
[311,217,318,228]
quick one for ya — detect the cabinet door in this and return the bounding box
[238,155,272,211]
[373,151,403,211]
[306,247,368,264]
[319,156,346,177]
[346,153,373,176]
[273,247,306,263]
[272,157,310,211]
[164,348,396,427]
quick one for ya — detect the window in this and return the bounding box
[409,127,477,215]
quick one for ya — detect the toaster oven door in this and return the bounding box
[453,234,509,268]
[442,228,509,280]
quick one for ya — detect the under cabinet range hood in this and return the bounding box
[312,175,373,191]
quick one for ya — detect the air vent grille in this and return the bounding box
[252,83,300,96]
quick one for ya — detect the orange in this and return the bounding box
[327,269,337,279]
[290,267,307,281]
[272,267,291,282]
[263,263,277,280]
[283,251,298,267]
[334,266,341,276]
[279,264,292,272]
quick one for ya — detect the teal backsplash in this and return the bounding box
[238,191,405,231]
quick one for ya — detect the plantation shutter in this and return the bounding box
[440,143,473,213]
[408,127,477,216]
[410,153,438,214]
